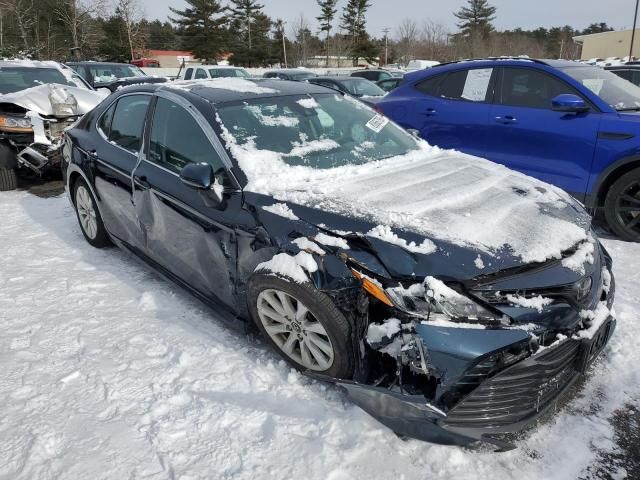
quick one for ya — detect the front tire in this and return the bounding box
[73,178,111,248]
[247,273,354,379]
[604,169,640,242]
[0,167,17,191]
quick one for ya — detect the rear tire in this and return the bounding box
[604,169,640,242]
[247,272,354,379]
[0,167,17,191]
[73,178,111,248]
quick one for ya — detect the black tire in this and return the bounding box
[604,168,640,242]
[0,167,17,191]
[247,272,354,379]
[72,178,112,248]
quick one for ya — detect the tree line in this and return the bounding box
[0,0,618,66]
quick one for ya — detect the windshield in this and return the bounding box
[0,66,88,94]
[561,66,640,111]
[209,68,249,78]
[88,64,146,83]
[339,78,385,97]
[216,93,419,169]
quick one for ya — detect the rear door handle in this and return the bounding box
[495,115,517,124]
[133,174,150,189]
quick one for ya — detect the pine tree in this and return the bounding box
[316,0,337,67]
[170,0,228,62]
[340,0,374,65]
[454,0,497,38]
[228,0,264,50]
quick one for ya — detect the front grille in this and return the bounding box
[443,340,581,429]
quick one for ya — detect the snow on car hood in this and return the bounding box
[0,83,105,116]
[226,133,591,265]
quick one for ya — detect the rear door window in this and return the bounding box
[184,68,193,80]
[440,68,494,102]
[108,95,151,153]
[195,68,207,79]
[415,75,444,96]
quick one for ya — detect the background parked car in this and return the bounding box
[67,61,167,92]
[262,69,318,81]
[406,59,440,71]
[376,76,404,92]
[350,68,404,82]
[180,65,250,80]
[0,60,103,191]
[605,64,640,86]
[307,76,386,105]
[378,58,640,242]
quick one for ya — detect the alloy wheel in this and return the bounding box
[76,185,98,240]
[256,288,335,371]
[614,179,640,236]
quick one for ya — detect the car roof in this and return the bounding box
[151,78,331,103]
[605,64,640,69]
[0,60,65,69]
[265,69,313,74]
[190,65,245,69]
[67,61,136,66]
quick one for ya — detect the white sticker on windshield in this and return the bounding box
[365,114,389,133]
[461,68,492,102]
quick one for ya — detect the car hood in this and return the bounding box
[249,146,593,280]
[0,83,106,116]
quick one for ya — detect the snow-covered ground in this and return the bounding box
[0,190,638,480]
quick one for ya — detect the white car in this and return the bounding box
[179,65,251,80]
[406,59,440,71]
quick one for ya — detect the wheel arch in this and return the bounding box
[592,155,640,208]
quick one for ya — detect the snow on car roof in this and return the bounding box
[0,59,66,69]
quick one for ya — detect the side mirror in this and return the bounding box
[180,163,213,190]
[552,94,589,113]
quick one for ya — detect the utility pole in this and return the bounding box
[631,0,640,61]
[281,23,288,68]
[382,27,391,66]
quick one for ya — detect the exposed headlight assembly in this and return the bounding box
[0,115,33,132]
[386,276,509,326]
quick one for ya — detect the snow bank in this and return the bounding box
[1,192,638,480]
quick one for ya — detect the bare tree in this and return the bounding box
[116,0,143,61]
[0,0,35,49]
[395,18,418,64]
[290,14,310,66]
[56,0,105,57]
[418,20,450,60]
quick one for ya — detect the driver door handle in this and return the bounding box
[495,115,517,124]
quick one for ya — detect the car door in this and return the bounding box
[411,67,496,157]
[485,67,601,196]
[93,93,151,251]
[131,93,250,311]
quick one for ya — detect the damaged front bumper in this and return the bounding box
[318,314,615,451]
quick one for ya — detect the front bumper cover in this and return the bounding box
[314,315,616,451]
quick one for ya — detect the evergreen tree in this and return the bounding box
[340,0,375,65]
[228,0,264,50]
[316,0,337,66]
[229,11,273,66]
[454,0,497,37]
[170,0,227,62]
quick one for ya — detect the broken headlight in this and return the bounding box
[0,115,32,133]
[386,276,509,326]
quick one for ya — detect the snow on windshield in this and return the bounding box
[171,78,278,94]
[216,96,590,263]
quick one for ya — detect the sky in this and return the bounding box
[140,0,638,38]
